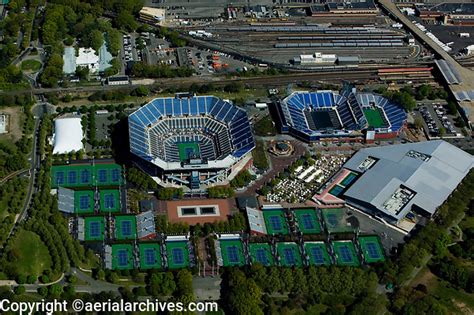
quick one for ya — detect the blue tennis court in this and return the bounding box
[227,246,239,263]
[111,169,120,182]
[81,170,90,183]
[269,216,282,230]
[121,221,132,236]
[118,250,128,266]
[367,243,380,259]
[104,194,115,209]
[98,170,107,183]
[283,248,295,265]
[302,214,315,230]
[172,248,184,264]
[310,247,324,264]
[340,246,353,263]
[79,195,90,210]
[327,214,338,227]
[89,222,101,238]
[56,172,64,185]
[68,171,76,184]
[145,249,156,265]
[255,249,268,265]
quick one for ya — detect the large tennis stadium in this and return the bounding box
[275,90,407,142]
[128,94,255,189]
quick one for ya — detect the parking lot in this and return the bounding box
[414,100,462,139]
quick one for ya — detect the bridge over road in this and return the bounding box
[378,0,474,126]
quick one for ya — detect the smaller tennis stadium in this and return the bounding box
[249,243,274,266]
[333,240,360,267]
[304,242,331,266]
[115,216,137,240]
[139,243,162,269]
[84,217,105,241]
[100,190,121,213]
[219,239,246,267]
[166,241,190,269]
[294,209,321,234]
[359,236,385,264]
[111,244,134,270]
[277,243,303,267]
[263,209,289,235]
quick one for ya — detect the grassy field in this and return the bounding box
[9,229,52,277]
[20,59,42,72]
[410,266,474,314]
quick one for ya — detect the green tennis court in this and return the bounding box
[99,190,120,213]
[363,108,385,128]
[359,236,385,263]
[115,216,137,240]
[51,163,123,188]
[333,241,360,267]
[328,184,344,197]
[112,244,134,270]
[304,242,331,266]
[166,241,190,269]
[84,217,105,241]
[277,243,303,267]
[294,209,321,234]
[322,208,355,233]
[178,142,200,161]
[340,172,358,187]
[249,243,274,266]
[220,239,246,267]
[74,190,95,214]
[263,210,289,235]
[139,243,162,269]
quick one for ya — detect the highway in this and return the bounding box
[377,0,474,123]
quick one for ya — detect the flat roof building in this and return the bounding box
[315,141,473,225]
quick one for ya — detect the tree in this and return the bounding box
[114,11,137,31]
[89,30,104,52]
[414,117,424,130]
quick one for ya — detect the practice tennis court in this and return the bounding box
[166,241,190,269]
[100,190,120,213]
[74,190,95,214]
[115,216,137,240]
[276,243,303,267]
[112,244,134,270]
[333,241,360,266]
[304,242,331,266]
[359,236,385,263]
[328,184,344,197]
[51,163,124,188]
[249,243,274,266]
[84,217,105,241]
[139,243,162,269]
[294,209,321,234]
[322,208,355,233]
[340,172,358,187]
[363,108,386,128]
[263,210,289,235]
[220,240,245,267]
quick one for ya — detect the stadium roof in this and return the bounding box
[343,141,474,221]
[53,116,84,154]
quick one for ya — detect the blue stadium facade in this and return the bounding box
[276,90,407,142]
[128,95,255,189]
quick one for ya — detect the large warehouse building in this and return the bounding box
[314,141,474,227]
[275,89,407,142]
[128,94,255,189]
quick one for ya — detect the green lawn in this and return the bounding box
[20,59,42,72]
[9,229,52,277]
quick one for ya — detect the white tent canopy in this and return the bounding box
[53,117,84,154]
